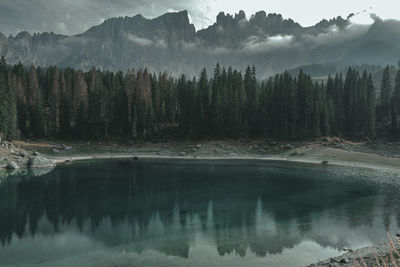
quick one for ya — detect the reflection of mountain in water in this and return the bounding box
[0,160,399,259]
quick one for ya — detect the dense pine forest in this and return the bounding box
[0,57,399,141]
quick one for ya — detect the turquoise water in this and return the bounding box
[0,159,399,266]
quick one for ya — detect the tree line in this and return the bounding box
[0,57,399,140]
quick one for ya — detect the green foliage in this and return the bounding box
[2,59,399,141]
[0,57,17,139]
[379,66,392,121]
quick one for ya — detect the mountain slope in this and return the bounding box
[0,10,399,77]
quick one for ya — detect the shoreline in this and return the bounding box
[51,151,400,172]
[2,139,400,172]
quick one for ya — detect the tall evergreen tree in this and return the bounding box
[366,74,376,137]
[197,68,210,136]
[379,66,392,121]
[0,57,17,139]
[27,65,45,137]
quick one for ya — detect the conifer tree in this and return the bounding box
[197,68,210,136]
[27,65,45,137]
[0,57,17,139]
[366,74,376,138]
[379,66,392,121]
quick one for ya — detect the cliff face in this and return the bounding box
[1,10,399,77]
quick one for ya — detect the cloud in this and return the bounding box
[178,40,229,55]
[240,34,295,53]
[302,23,371,48]
[127,34,154,46]
[127,34,167,48]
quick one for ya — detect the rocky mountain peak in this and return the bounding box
[235,10,246,21]
[0,10,398,77]
[15,31,32,40]
[84,10,195,42]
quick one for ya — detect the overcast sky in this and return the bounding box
[0,0,399,36]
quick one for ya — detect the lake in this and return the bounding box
[0,159,399,266]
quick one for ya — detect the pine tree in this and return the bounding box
[210,64,223,136]
[197,68,210,136]
[379,66,392,121]
[13,62,29,136]
[393,69,400,112]
[244,66,258,136]
[27,65,45,137]
[75,103,88,139]
[135,69,153,138]
[391,99,398,134]
[366,74,376,138]
[125,68,136,135]
[0,57,17,139]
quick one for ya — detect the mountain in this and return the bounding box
[1,10,400,77]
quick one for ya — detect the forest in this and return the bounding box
[0,57,399,141]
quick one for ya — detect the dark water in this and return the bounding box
[0,160,400,267]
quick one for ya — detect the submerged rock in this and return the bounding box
[29,167,55,177]
[27,157,55,168]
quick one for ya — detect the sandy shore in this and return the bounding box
[2,139,400,172]
[49,146,400,172]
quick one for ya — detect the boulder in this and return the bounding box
[29,167,54,177]
[321,137,330,142]
[179,152,186,156]
[27,157,55,168]
[19,150,27,157]
[283,144,294,150]
[7,161,19,170]
[322,160,329,165]
[62,145,72,151]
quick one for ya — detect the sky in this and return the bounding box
[0,0,400,36]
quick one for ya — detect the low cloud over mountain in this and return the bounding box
[1,10,399,77]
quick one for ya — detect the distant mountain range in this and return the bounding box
[1,10,400,77]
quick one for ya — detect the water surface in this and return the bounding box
[0,159,399,266]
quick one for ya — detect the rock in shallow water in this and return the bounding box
[27,157,55,168]
[7,161,19,170]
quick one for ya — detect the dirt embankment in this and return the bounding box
[1,137,398,172]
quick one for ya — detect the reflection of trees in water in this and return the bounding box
[0,160,399,258]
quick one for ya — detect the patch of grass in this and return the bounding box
[355,233,400,267]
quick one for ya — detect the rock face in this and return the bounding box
[27,157,55,168]
[1,10,400,77]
